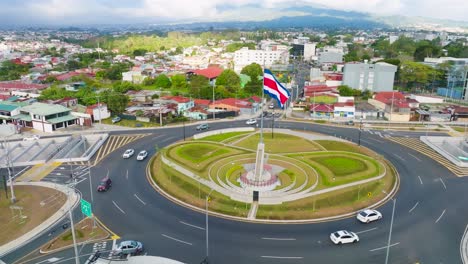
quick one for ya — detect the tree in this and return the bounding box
[444,41,468,58]
[337,85,355,96]
[189,75,210,98]
[171,74,187,89]
[241,63,262,80]
[107,94,129,115]
[414,41,441,61]
[215,69,240,93]
[244,78,262,96]
[66,60,82,71]
[44,76,58,84]
[399,61,437,90]
[155,74,172,89]
[133,49,147,57]
[0,61,31,81]
[142,77,155,86]
[225,42,256,53]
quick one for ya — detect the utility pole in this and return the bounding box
[96,96,102,125]
[3,138,16,203]
[68,180,80,264]
[385,198,397,264]
[212,81,215,120]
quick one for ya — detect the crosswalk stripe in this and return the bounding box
[90,134,149,166]
[387,137,468,176]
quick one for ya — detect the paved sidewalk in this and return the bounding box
[0,182,80,257]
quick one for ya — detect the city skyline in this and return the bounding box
[0,0,466,26]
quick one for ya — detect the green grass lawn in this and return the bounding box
[310,156,367,177]
[315,140,362,153]
[175,143,230,163]
[198,132,251,142]
[310,95,337,104]
[235,133,322,153]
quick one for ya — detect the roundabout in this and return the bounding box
[4,119,468,264]
[151,129,397,221]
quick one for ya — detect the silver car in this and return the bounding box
[113,240,144,256]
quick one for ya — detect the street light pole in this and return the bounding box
[67,180,80,264]
[385,198,397,264]
[212,81,215,120]
[358,118,363,146]
[3,138,16,203]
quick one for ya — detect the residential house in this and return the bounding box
[126,90,158,103]
[45,97,78,108]
[194,99,211,109]
[310,103,334,118]
[210,98,254,115]
[369,92,411,121]
[86,103,111,122]
[0,101,27,124]
[333,101,355,118]
[13,102,78,133]
[185,106,209,120]
[160,96,194,115]
[0,81,48,93]
[122,71,147,84]
[64,82,86,92]
[187,67,224,85]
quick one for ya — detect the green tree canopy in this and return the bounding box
[337,85,355,96]
[225,42,256,53]
[241,63,262,80]
[0,61,31,81]
[215,69,241,93]
[414,41,441,61]
[107,94,129,115]
[399,61,438,89]
[171,74,188,89]
[189,75,210,98]
[154,74,172,89]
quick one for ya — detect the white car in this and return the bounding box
[23,135,40,141]
[357,209,382,223]
[246,119,257,125]
[269,104,275,109]
[137,150,148,161]
[330,230,359,245]
[122,149,135,159]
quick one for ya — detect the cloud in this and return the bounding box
[0,0,466,25]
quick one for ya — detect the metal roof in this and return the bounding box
[47,114,77,124]
[19,102,71,116]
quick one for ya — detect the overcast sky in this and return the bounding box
[0,0,466,25]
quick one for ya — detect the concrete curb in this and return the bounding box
[461,223,468,264]
[0,182,81,257]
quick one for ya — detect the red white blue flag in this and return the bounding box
[263,69,290,108]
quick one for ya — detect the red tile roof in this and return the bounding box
[87,103,107,110]
[310,103,334,112]
[0,81,48,91]
[374,92,405,103]
[162,96,191,103]
[191,67,223,79]
[194,99,211,106]
[250,96,261,103]
[55,72,81,81]
[214,98,252,108]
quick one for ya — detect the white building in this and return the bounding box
[303,43,316,62]
[122,71,147,84]
[343,62,397,92]
[14,103,77,133]
[234,47,289,72]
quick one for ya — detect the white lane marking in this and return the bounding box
[112,201,126,214]
[459,223,468,264]
[394,154,405,161]
[161,234,193,245]
[134,194,146,205]
[408,202,419,213]
[439,178,447,190]
[261,237,297,241]
[152,135,164,140]
[360,139,373,145]
[261,256,303,259]
[355,227,378,234]
[179,221,205,230]
[126,170,128,180]
[409,153,422,162]
[376,132,383,138]
[369,242,400,252]
[161,136,176,143]
[418,176,423,185]
[112,239,117,250]
[368,137,384,143]
[435,209,446,223]
[35,258,63,263]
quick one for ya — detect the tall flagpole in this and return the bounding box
[260,69,265,144]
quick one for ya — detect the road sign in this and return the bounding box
[367,192,372,197]
[80,199,92,218]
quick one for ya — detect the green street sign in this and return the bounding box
[80,199,92,218]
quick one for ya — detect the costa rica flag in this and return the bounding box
[263,69,290,108]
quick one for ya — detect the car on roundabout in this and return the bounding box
[137,150,148,161]
[97,176,112,192]
[196,123,209,131]
[113,240,144,256]
[246,118,257,125]
[357,209,382,223]
[122,149,135,159]
[330,230,359,245]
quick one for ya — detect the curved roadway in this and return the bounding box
[64,121,468,263]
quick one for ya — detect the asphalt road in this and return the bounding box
[3,120,468,264]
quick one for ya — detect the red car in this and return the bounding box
[97,177,112,192]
